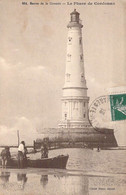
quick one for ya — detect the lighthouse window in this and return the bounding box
[79,38,82,44]
[84,102,85,107]
[68,37,72,44]
[81,74,84,82]
[73,102,75,109]
[83,113,86,118]
[65,113,67,120]
[66,73,70,82]
[73,101,78,109]
[65,102,67,106]
[67,54,71,62]
[80,54,83,61]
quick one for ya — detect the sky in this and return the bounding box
[0,0,126,145]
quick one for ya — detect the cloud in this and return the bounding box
[0,125,17,145]
[0,116,40,146]
[0,56,11,70]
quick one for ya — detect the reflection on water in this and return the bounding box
[0,170,126,195]
[0,170,90,195]
[17,173,27,190]
[40,175,48,188]
[0,172,10,188]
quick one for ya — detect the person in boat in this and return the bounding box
[45,144,49,158]
[0,146,11,168]
[41,143,49,158]
[18,141,26,168]
[40,144,45,159]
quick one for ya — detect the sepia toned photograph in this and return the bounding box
[0,0,126,194]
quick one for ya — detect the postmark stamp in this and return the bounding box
[88,95,111,130]
[110,94,126,121]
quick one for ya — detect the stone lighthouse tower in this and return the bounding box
[59,9,90,128]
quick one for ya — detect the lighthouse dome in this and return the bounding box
[67,9,83,28]
[70,9,80,22]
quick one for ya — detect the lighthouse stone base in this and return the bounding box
[37,127,117,148]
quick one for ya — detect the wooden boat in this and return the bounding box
[0,155,69,169]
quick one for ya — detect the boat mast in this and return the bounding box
[17,130,20,147]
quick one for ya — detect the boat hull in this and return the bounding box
[0,155,69,169]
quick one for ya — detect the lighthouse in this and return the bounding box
[37,9,117,148]
[59,9,90,128]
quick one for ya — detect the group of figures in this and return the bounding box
[0,140,49,169]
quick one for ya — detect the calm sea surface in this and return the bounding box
[0,148,126,195]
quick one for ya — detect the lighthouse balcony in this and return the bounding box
[67,22,83,28]
[58,120,91,129]
[61,96,89,100]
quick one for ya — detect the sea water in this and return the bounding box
[0,148,126,195]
